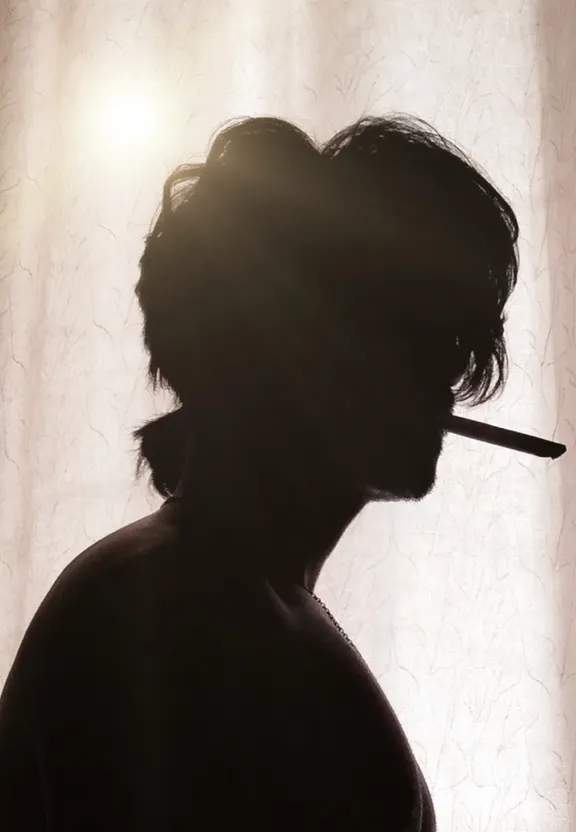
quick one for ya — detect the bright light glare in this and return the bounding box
[98,92,159,148]
[77,66,174,166]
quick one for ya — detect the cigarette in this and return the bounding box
[443,414,566,460]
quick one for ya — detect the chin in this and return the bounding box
[367,475,437,504]
[365,444,442,503]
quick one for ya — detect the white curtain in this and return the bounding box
[1,1,574,828]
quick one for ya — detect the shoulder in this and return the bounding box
[47,497,181,602]
[3,500,182,680]
[4,496,299,696]
[10,497,293,669]
[0,500,182,734]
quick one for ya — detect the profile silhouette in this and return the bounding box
[134,114,518,587]
[0,114,519,830]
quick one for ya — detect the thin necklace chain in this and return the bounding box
[303,586,357,651]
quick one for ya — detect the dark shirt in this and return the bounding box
[0,498,436,830]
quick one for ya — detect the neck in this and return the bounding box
[173,429,366,592]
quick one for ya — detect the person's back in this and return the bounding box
[0,497,434,829]
[0,114,519,828]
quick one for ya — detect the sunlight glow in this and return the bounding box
[77,64,175,167]
[97,92,160,149]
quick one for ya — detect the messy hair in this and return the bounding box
[133,114,519,496]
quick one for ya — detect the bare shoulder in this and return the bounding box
[17,497,297,670]
[3,500,182,676]
[44,499,181,603]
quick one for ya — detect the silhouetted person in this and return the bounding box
[0,115,518,829]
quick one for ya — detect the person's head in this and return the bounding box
[133,114,519,508]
